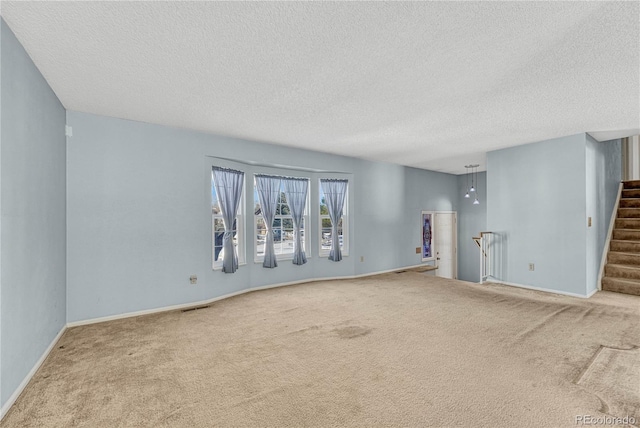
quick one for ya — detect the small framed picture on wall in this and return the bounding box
[421,211,435,261]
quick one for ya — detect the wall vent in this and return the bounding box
[181,305,210,313]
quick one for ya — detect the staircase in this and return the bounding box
[602,180,640,296]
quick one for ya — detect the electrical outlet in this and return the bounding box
[415,247,421,254]
[189,275,197,284]
[528,263,535,271]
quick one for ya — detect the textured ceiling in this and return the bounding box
[2,1,639,174]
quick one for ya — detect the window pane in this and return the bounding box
[214,246,223,261]
[280,201,290,217]
[284,229,294,245]
[214,218,225,234]
[321,217,332,228]
[253,187,261,216]
[275,192,283,216]
[321,228,332,250]
[273,218,282,228]
[282,245,294,255]
[212,182,220,215]
[274,227,282,242]
[282,227,294,254]
[282,218,293,229]
[256,234,266,256]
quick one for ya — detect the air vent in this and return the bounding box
[181,305,210,313]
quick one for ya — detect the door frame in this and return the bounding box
[434,211,458,279]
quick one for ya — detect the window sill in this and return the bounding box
[212,262,247,271]
[319,253,349,258]
[253,255,311,264]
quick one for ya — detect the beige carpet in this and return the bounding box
[2,273,639,427]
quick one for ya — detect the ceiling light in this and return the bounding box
[464,164,480,204]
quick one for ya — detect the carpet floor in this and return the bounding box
[2,273,639,427]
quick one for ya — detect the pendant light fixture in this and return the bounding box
[464,164,480,205]
[464,166,470,198]
[470,168,475,193]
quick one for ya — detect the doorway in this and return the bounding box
[435,211,457,279]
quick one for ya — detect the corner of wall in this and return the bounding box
[0,16,68,413]
[65,109,70,325]
[486,134,589,296]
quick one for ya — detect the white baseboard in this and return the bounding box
[66,298,224,328]
[0,325,66,420]
[67,263,431,328]
[488,279,595,299]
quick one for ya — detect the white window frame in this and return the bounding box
[212,172,246,270]
[319,180,349,258]
[253,175,310,263]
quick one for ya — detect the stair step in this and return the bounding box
[612,229,640,240]
[618,208,640,218]
[610,240,640,252]
[602,277,640,296]
[623,180,640,190]
[608,251,640,266]
[622,189,640,198]
[620,199,640,208]
[615,218,640,229]
[605,264,640,280]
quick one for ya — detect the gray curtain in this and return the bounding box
[256,175,282,268]
[283,178,309,265]
[320,179,348,262]
[212,167,244,273]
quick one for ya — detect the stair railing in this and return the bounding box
[473,231,494,284]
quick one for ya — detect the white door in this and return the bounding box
[435,212,457,279]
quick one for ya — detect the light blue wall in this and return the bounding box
[487,134,588,296]
[585,136,621,294]
[66,111,459,322]
[352,162,459,276]
[457,172,487,282]
[0,19,67,408]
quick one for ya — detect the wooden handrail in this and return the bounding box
[473,237,488,258]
